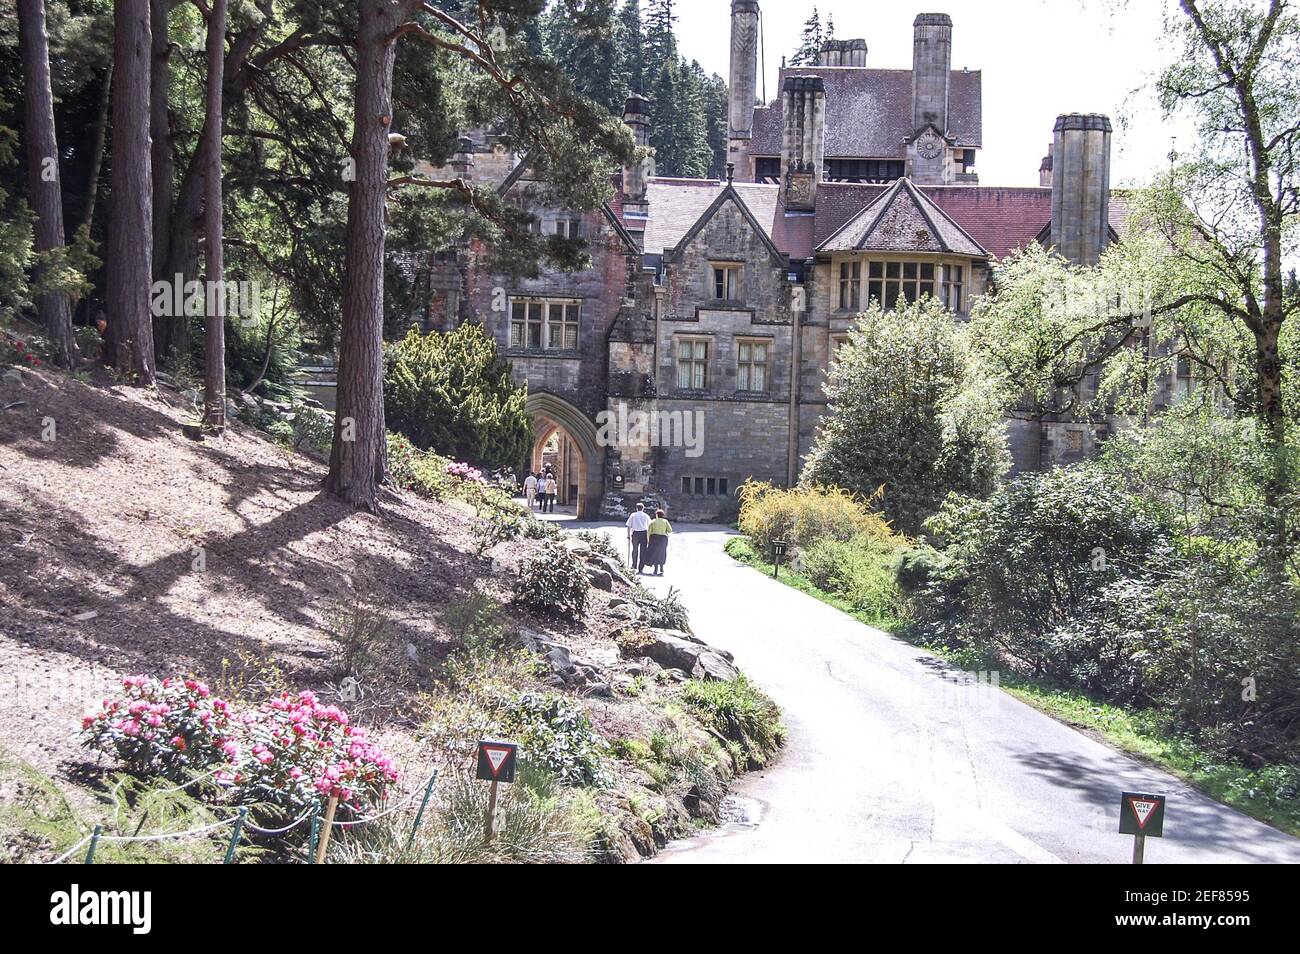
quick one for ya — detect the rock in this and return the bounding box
[586,682,612,697]
[301,648,329,660]
[562,537,592,557]
[590,555,632,587]
[608,596,631,608]
[644,629,707,672]
[691,651,739,682]
[586,566,614,591]
[609,601,640,622]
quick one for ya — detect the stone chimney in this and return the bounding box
[1039,142,1054,188]
[621,95,653,216]
[781,75,825,211]
[451,136,475,179]
[912,13,952,135]
[728,1,760,176]
[818,38,867,67]
[1050,113,1112,266]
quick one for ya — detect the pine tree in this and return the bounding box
[696,65,730,180]
[617,0,645,94]
[543,2,627,115]
[650,57,710,179]
[791,7,823,66]
[643,0,676,77]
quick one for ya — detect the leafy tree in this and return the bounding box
[384,323,530,470]
[322,0,636,509]
[802,298,1008,534]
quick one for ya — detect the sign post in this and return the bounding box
[772,540,787,578]
[476,740,518,842]
[1118,791,1165,864]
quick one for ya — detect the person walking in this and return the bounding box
[523,470,538,509]
[543,473,558,513]
[625,502,651,573]
[645,509,672,576]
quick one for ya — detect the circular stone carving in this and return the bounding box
[917,131,944,160]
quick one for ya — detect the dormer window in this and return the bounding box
[711,264,741,301]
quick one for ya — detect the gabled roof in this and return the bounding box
[750,67,982,159]
[816,178,987,257]
[639,179,789,259]
[665,183,786,265]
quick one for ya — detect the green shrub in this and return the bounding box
[633,585,691,632]
[384,323,531,470]
[737,480,899,555]
[913,464,1176,668]
[513,540,590,620]
[493,690,610,787]
[572,530,626,568]
[798,533,903,627]
[387,431,454,499]
[680,676,784,769]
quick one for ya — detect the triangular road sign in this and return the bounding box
[1129,797,1158,829]
[483,745,510,776]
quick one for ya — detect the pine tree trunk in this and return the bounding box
[327,0,398,510]
[201,0,227,432]
[107,0,156,386]
[150,0,177,362]
[16,0,75,368]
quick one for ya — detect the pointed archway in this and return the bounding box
[524,392,602,520]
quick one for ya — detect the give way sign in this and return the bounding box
[1118,792,1166,837]
[476,740,518,784]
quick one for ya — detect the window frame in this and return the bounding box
[674,335,710,390]
[735,336,772,393]
[710,263,741,302]
[508,296,581,352]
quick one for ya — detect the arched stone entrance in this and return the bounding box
[524,392,602,520]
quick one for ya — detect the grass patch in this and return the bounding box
[724,536,906,633]
[724,535,1300,837]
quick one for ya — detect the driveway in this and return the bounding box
[581,522,1300,864]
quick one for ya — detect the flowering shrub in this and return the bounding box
[81,676,235,780]
[2,335,42,368]
[445,461,486,484]
[82,679,398,817]
[236,690,398,816]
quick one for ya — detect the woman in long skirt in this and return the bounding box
[645,509,672,575]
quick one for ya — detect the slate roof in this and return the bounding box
[750,68,983,159]
[630,180,1133,266]
[816,178,987,257]
[640,179,786,256]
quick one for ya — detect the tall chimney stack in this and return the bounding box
[912,13,952,135]
[780,75,825,211]
[621,95,653,217]
[728,1,760,179]
[1050,113,1112,266]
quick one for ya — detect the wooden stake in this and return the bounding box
[315,794,339,864]
[1132,833,1145,865]
[484,779,499,842]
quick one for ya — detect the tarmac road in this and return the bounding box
[584,522,1300,864]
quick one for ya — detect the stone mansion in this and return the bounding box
[418,4,1137,520]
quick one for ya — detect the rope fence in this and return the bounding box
[46,770,439,865]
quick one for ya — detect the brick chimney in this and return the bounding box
[781,75,825,211]
[1050,113,1112,266]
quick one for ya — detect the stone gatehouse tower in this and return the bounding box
[421,5,1145,521]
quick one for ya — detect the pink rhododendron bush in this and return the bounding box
[82,677,399,819]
